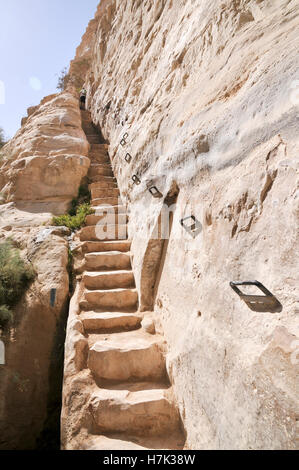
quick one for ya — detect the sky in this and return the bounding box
[0,0,99,139]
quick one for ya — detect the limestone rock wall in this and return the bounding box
[79,0,298,449]
[0,227,69,449]
[0,91,89,215]
[0,91,90,448]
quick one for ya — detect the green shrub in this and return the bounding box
[56,67,69,92]
[0,240,35,327]
[56,65,86,92]
[0,305,12,324]
[52,184,92,231]
[52,203,94,232]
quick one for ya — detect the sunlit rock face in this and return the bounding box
[0,0,297,451]
[0,227,70,450]
[0,91,89,215]
[0,91,90,448]
[76,0,298,449]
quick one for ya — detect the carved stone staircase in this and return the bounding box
[62,110,185,450]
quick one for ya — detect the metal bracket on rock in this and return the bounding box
[180,215,202,238]
[50,288,57,308]
[125,153,132,163]
[230,281,282,312]
[149,186,163,198]
[120,133,129,146]
[132,175,141,185]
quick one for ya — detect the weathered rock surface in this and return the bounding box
[75,0,298,450]
[0,227,69,449]
[0,91,90,214]
[0,91,90,448]
[1,0,298,452]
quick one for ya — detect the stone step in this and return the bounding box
[89,164,114,178]
[84,130,97,138]
[89,148,109,156]
[84,251,131,270]
[83,433,185,450]
[83,270,135,290]
[82,124,96,133]
[80,311,141,332]
[89,151,109,159]
[89,181,118,191]
[91,187,120,199]
[83,435,148,450]
[80,288,138,311]
[88,331,166,381]
[80,224,127,242]
[81,115,91,123]
[85,213,127,226]
[89,156,110,165]
[89,175,115,184]
[89,146,109,154]
[90,175,117,185]
[89,388,181,436]
[92,197,120,206]
[89,145,108,153]
[92,204,126,214]
[90,143,109,152]
[86,135,103,144]
[90,162,112,169]
[89,142,108,149]
[82,240,131,254]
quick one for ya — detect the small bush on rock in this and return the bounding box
[0,127,7,149]
[52,184,93,231]
[0,240,35,327]
[52,203,94,232]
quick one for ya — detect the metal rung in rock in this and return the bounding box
[230,281,282,312]
[125,153,132,163]
[132,175,141,185]
[50,288,56,307]
[120,133,128,146]
[149,186,163,198]
[180,215,202,238]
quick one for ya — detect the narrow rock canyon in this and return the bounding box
[0,0,298,450]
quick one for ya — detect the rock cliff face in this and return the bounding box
[0,92,90,449]
[0,0,298,451]
[70,0,298,449]
[0,227,69,449]
[0,92,89,214]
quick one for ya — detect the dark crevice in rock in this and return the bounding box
[35,299,69,450]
